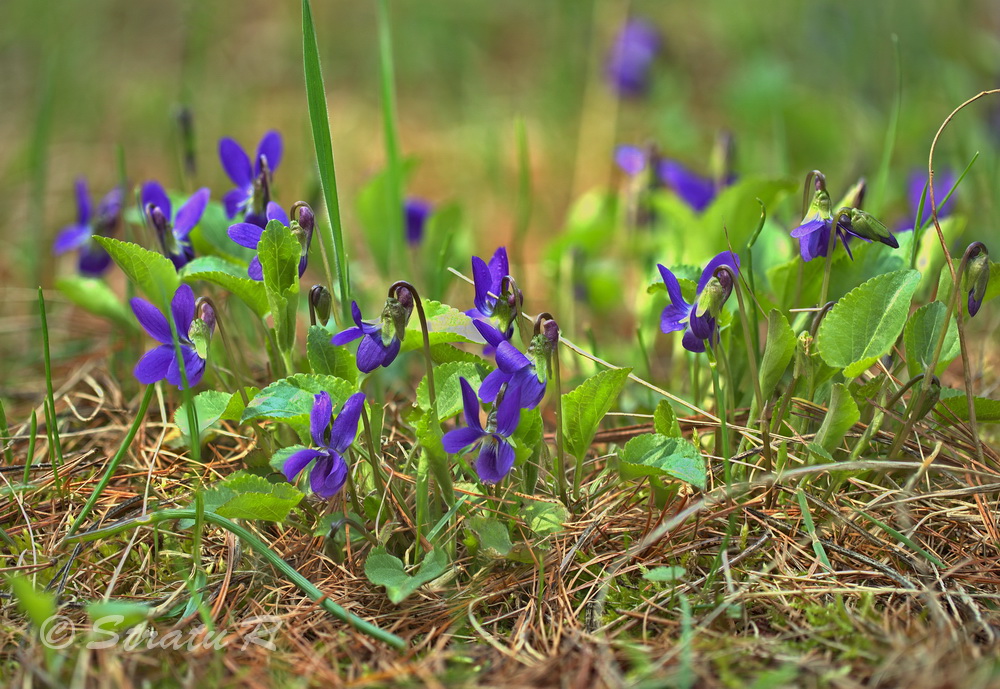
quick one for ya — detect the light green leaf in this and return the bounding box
[55,276,137,331]
[759,309,796,397]
[242,374,356,424]
[415,361,485,419]
[813,383,859,453]
[402,300,478,351]
[174,390,234,447]
[85,601,151,631]
[562,367,632,461]
[938,389,1000,423]
[364,547,449,604]
[512,407,543,467]
[180,255,247,278]
[619,433,706,489]
[258,221,301,352]
[903,301,959,378]
[521,499,568,536]
[307,325,358,385]
[643,566,685,582]
[466,517,513,558]
[817,269,920,377]
[199,471,303,522]
[94,236,179,310]
[653,400,682,438]
[429,343,488,366]
[6,575,57,629]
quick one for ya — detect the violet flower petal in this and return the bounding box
[130,297,173,343]
[219,138,253,188]
[310,391,333,447]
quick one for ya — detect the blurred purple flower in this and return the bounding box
[606,19,661,97]
[53,179,122,276]
[219,131,282,226]
[615,145,731,212]
[442,377,521,484]
[405,198,433,246]
[906,170,957,230]
[141,182,209,270]
[227,202,295,281]
[281,391,365,498]
[131,284,206,389]
[658,251,739,353]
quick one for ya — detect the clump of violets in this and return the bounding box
[332,287,414,373]
[658,251,739,353]
[219,131,282,226]
[474,319,557,410]
[281,391,365,498]
[53,179,122,276]
[467,247,519,342]
[141,182,210,270]
[405,198,433,246]
[131,284,211,389]
[615,141,734,213]
[443,378,521,484]
[790,171,897,262]
[605,18,661,98]
[227,202,314,281]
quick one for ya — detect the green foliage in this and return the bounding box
[415,361,485,419]
[813,383,860,453]
[181,257,269,319]
[307,324,358,385]
[759,309,796,398]
[903,301,959,378]
[642,566,685,582]
[562,367,631,461]
[938,389,1000,423]
[7,575,56,629]
[465,517,513,558]
[258,220,301,353]
[654,400,682,438]
[356,161,414,276]
[521,498,568,536]
[199,470,303,522]
[619,433,707,489]
[55,276,137,331]
[402,300,477,351]
[817,269,920,377]
[174,390,241,446]
[85,601,151,631]
[242,373,356,424]
[364,547,449,604]
[94,237,179,310]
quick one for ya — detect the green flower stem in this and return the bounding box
[542,315,568,505]
[377,0,403,277]
[65,385,155,539]
[706,345,731,487]
[817,207,851,309]
[37,288,64,488]
[65,507,406,649]
[24,410,38,486]
[0,399,13,464]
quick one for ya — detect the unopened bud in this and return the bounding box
[847,208,898,248]
[380,291,413,346]
[189,299,216,360]
[965,243,990,317]
[696,272,734,320]
[911,376,941,423]
[309,285,332,326]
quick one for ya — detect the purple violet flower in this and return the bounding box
[332,293,413,373]
[605,19,661,98]
[131,284,208,389]
[227,202,302,281]
[219,131,282,226]
[442,377,521,484]
[141,182,209,270]
[281,391,365,498]
[466,247,518,349]
[615,145,731,212]
[658,251,740,353]
[474,320,548,410]
[53,179,122,276]
[405,198,433,246]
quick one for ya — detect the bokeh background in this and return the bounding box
[1,0,999,369]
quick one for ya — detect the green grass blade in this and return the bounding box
[301,0,351,324]
[854,510,945,568]
[377,0,403,278]
[0,399,13,464]
[37,288,64,485]
[796,489,833,572]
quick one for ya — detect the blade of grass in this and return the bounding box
[0,399,13,463]
[37,288,64,487]
[796,488,833,572]
[377,0,403,277]
[854,510,945,569]
[301,0,351,325]
[24,410,38,485]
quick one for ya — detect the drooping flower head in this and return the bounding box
[605,18,661,98]
[475,317,559,411]
[907,169,958,230]
[405,198,433,246]
[965,242,990,318]
[442,378,521,484]
[227,202,314,281]
[332,288,414,373]
[467,247,519,342]
[219,131,282,226]
[615,144,732,213]
[131,284,210,389]
[141,182,210,270]
[53,179,122,276]
[658,251,739,353]
[281,391,365,498]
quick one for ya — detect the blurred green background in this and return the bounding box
[1,0,999,354]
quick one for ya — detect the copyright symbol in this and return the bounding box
[39,615,74,650]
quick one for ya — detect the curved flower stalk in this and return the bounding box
[332,287,414,373]
[605,18,661,98]
[53,179,122,276]
[442,378,521,484]
[219,130,282,226]
[228,201,315,281]
[131,284,210,389]
[281,391,366,498]
[658,251,739,353]
[141,182,210,270]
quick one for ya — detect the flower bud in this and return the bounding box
[846,208,898,248]
[380,290,414,346]
[189,299,216,360]
[965,243,990,317]
[695,271,734,320]
[528,317,559,382]
[291,203,315,259]
[404,198,432,246]
[309,285,332,326]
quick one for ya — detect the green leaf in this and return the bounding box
[356,161,415,276]
[174,390,235,447]
[199,471,303,522]
[643,566,685,582]
[619,433,706,489]
[562,367,632,461]
[938,389,1000,423]
[94,236,179,310]
[402,300,478,351]
[180,255,247,278]
[981,261,1000,305]
[242,374,356,424]
[511,407,543,467]
[188,201,255,262]
[307,325,358,385]
[813,383,859,453]
[181,257,269,319]
[466,517,513,558]
[429,343,488,366]
[816,269,920,377]
[653,400,682,438]
[903,301,959,378]
[6,575,57,629]
[364,547,449,604]
[759,309,796,397]
[85,601,151,631]
[415,361,485,419]
[521,498,568,536]
[258,220,301,352]
[55,276,138,331]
